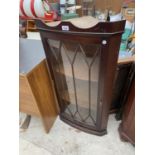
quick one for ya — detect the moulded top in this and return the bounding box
[46,16,99,29]
[35,16,126,35]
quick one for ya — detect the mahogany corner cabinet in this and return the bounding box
[36,19,125,136]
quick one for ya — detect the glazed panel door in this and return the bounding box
[43,37,102,129]
[36,19,125,135]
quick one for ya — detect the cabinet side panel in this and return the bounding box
[19,75,40,116]
[27,60,58,133]
[99,34,122,130]
[121,80,135,144]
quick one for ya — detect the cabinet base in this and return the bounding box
[60,116,107,136]
[118,124,135,146]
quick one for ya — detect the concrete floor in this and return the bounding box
[19,114,134,155]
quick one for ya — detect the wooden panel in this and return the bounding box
[111,63,132,111]
[119,78,135,145]
[27,60,58,133]
[19,75,40,116]
[36,18,125,135]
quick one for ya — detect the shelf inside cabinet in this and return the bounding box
[63,103,97,126]
[83,8,93,10]
[60,78,98,101]
[58,75,98,120]
[53,50,100,82]
[55,64,99,82]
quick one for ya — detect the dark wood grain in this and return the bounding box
[35,19,125,34]
[36,19,125,135]
[119,77,135,145]
[111,63,133,113]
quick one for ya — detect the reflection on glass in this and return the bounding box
[48,39,101,126]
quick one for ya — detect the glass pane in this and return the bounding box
[47,39,101,127]
[73,50,89,120]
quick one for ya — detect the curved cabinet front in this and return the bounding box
[36,19,125,135]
